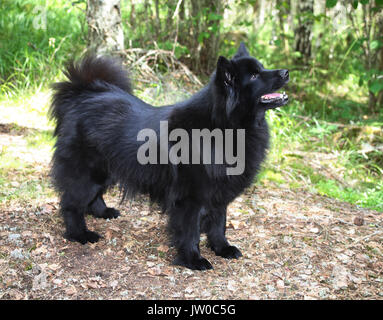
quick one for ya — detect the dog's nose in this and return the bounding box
[280,69,289,80]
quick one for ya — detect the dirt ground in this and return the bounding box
[0,125,382,300]
[1,183,382,299]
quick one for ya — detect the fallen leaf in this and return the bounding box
[64,286,77,296]
[228,220,244,230]
[148,266,162,276]
[157,244,169,253]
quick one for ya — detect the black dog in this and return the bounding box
[49,43,289,270]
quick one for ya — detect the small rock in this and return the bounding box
[227,280,236,292]
[332,265,350,290]
[356,253,371,263]
[32,270,49,291]
[10,249,25,260]
[8,233,21,242]
[109,238,117,246]
[309,227,319,233]
[283,236,292,244]
[362,290,372,297]
[266,284,275,293]
[257,208,267,215]
[353,216,364,226]
[319,288,330,298]
[109,280,118,289]
[276,280,285,289]
[182,269,194,276]
[202,289,211,297]
[336,253,350,264]
[120,290,129,297]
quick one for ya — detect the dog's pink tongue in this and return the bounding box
[262,93,282,99]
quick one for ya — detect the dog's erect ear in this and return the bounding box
[233,42,250,59]
[216,56,235,88]
[216,56,238,118]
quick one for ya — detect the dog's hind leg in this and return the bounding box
[60,183,102,244]
[203,206,242,259]
[88,190,120,219]
[169,200,213,270]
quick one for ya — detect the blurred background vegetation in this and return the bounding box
[0,0,382,211]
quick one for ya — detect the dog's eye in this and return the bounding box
[250,74,258,80]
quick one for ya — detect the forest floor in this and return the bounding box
[0,119,382,300]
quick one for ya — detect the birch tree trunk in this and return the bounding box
[294,0,314,65]
[86,0,125,57]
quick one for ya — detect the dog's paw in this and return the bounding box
[65,230,101,244]
[101,208,120,219]
[173,255,213,271]
[214,245,242,259]
[89,207,121,219]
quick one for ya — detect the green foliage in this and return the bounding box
[0,0,86,96]
[326,0,338,8]
[263,106,383,212]
[369,78,383,95]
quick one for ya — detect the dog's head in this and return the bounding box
[214,43,289,120]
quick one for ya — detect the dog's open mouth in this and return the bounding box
[260,92,288,104]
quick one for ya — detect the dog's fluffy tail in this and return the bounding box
[49,55,132,136]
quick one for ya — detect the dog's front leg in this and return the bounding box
[205,206,242,259]
[169,200,213,270]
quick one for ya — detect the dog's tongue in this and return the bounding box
[262,93,282,99]
[261,92,288,104]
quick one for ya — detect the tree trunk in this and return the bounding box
[294,0,314,65]
[129,0,136,29]
[154,0,161,37]
[377,46,383,108]
[205,0,225,73]
[363,2,383,113]
[277,0,290,54]
[86,0,125,57]
[374,7,383,109]
[189,0,225,75]
[258,0,265,26]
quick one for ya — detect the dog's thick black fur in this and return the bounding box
[49,43,289,270]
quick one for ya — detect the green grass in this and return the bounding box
[0,90,55,204]
[259,102,383,212]
[26,130,54,148]
[0,174,53,204]
[0,151,54,204]
[0,89,52,129]
[0,0,86,97]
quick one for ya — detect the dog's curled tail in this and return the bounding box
[49,55,132,136]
